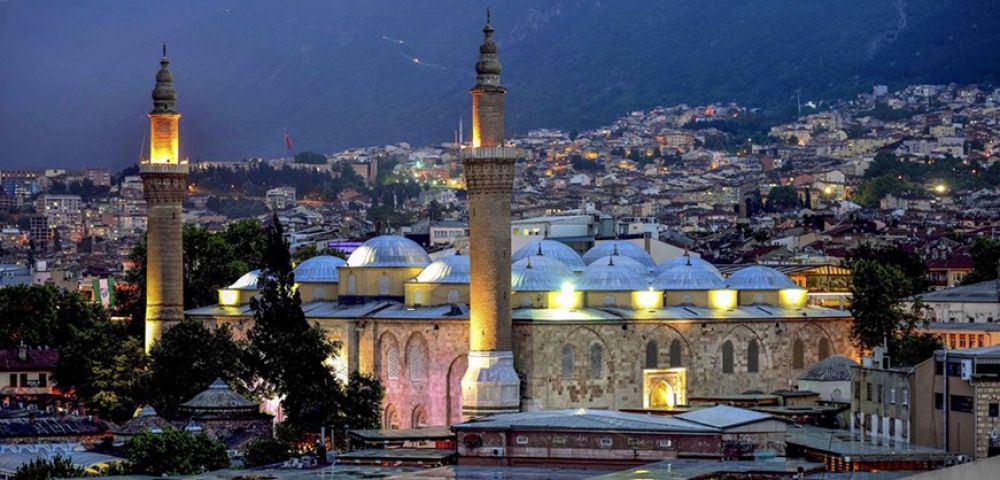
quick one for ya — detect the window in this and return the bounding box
[657,439,673,449]
[312,287,326,301]
[866,383,873,401]
[8,374,16,387]
[406,333,429,382]
[889,387,896,404]
[590,343,604,379]
[747,339,760,373]
[447,289,460,304]
[347,274,357,294]
[959,335,966,348]
[818,338,831,360]
[603,295,616,306]
[979,334,986,347]
[516,435,529,445]
[383,334,401,380]
[378,273,391,296]
[645,340,658,369]
[989,403,999,418]
[599,437,613,447]
[38,374,46,388]
[854,381,860,399]
[561,345,575,379]
[722,340,734,374]
[792,338,805,369]
[902,388,909,406]
[19,374,27,387]
[934,393,944,410]
[680,294,694,305]
[669,339,683,367]
[413,291,424,306]
[950,395,974,413]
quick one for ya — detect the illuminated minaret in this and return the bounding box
[141,45,188,352]
[460,11,521,418]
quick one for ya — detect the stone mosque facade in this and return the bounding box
[145,18,856,429]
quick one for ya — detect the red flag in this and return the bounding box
[284,130,293,150]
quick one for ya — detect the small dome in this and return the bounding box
[512,240,586,272]
[512,256,574,292]
[800,355,857,382]
[228,270,261,290]
[415,255,470,284]
[346,235,431,268]
[294,255,346,283]
[577,257,652,291]
[179,378,257,414]
[656,255,722,277]
[653,264,726,290]
[582,241,656,271]
[587,256,648,275]
[726,266,799,290]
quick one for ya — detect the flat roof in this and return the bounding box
[336,448,456,463]
[593,458,824,480]
[787,425,953,461]
[391,465,605,479]
[922,322,1000,332]
[348,426,454,442]
[674,405,776,429]
[452,408,717,434]
[911,280,1000,304]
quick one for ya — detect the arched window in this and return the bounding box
[447,289,460,304]
[590,342,604,379]
[347,274,357,295]
[378,273,391,296]
[722,340,734,374]
[411,405,428,428]
[406,333,429,382]
[669,339,683,367]
[384,404,399,429]
[520,295,532,307]
[645,340,658,369]
[382,334,400,380]
[603,295,616,306]
[792,338,805,369]
[681,294,694,305]
[560,345,575,379]
[818,337,831,360]
[413,291,424,306]
[312,287,326,301]
[747,339,760,373]
[752,293,764,304]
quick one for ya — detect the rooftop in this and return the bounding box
[452,408,717,433]
[912,279,1000,304]
[673,405,775,429]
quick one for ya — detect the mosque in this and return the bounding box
[143,17,855,429]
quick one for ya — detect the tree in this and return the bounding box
[765,185,800,212]
[124,429,229,475]
[243,437,291,467]
[292,245,346,265]
[13,454,86,480]
[849,260,912,351]
[145,320,253,418]
[848,243,929,295]
[0,284,102,349]
[893,331,943,367]
[963,236,1000,285]
[293,151,327,164]
[248,215,343,434]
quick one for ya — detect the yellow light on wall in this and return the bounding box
[218,289,240,306]
[708,289,738,310]
[779,288,808,309]
[554,282,578,309]
[148,113,180,165]
[635,288,662,310]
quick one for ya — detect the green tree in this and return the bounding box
[293,151,327,164]
[893,331,943,367]
[243,437,291,467]
[55,321,147,422]
[145,320,253,418]
[849,260,912,351]
[848,243,929,295]
[963,236,1000,284]
[292,244,346,265]
[765,185,800,212]
[124,429,229,475]
[13,454,86,480]
[0,284,102,349]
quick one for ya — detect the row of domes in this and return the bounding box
[227,235,802,294]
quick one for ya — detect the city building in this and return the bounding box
[911,280,1000,350]
[0,346,59,409]
[265,186,296,210]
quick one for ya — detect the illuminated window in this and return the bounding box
[722,341,734,373]
[406,333,429,382]
[747,339,760,373]
[645,340,658,369]
[792,338,805,369]
[560,345,575,379]
[590,342,604,379]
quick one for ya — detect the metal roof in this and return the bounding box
[227,269,261,290]
[657,255,722,277]
[346,235,431,268]
[725,266,800,290]
[653,263,726,290]
[293,255,346,283]
[371,303,469,320]
[912,279,1000,304]
[413,255,469,284]
[452,409,717,433]
[674,405,774,429]
[179,378,256,412]
[511,256,574,292]
[511,239,586,272]
[582,241,657,271]
[799,355,857,382]
[577,256,652,291]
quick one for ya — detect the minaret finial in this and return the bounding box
[162,42,167,57]
[486,7,491,25]
[526,257,533,269]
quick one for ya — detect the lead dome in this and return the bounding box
[656,255,722,277]
[346,235,432,268]
[726,266,799,290]
[582,241,656,271]
[653,263,726,290]
[511,256,574,292]
[294,255,346,283]
[577,257,652,291]
[512,240,586,272]
[415,255,470,284]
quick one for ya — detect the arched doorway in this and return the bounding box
[649,380,675,409]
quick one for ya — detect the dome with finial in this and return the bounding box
[512,256,574,292]
[582,241,656,271]
[577,256,652,291]
[179,378,257,415]
[656,254,722,277]
[512,240,586,272]
[151,43,177,113]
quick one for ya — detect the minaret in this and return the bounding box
[141,45,188,352]
[460,11,521,418]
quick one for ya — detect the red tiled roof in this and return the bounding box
[0,348,58,372]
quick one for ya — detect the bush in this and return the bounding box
[13,454,85,480]
[124,428,230,475]
[243,437,292,467]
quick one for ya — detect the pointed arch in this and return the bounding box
[642,324,692,369]
[792,338,805,369]
[722,340,734,374]
[560,344,575,379]
[590,342,604,379]
[669,338,683,367]
[411,404,428,428]
[379,332,401,381]
[446,355,467,425]
[384,404,399,429]
[747,339,760,373]
[818,337,832,360]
